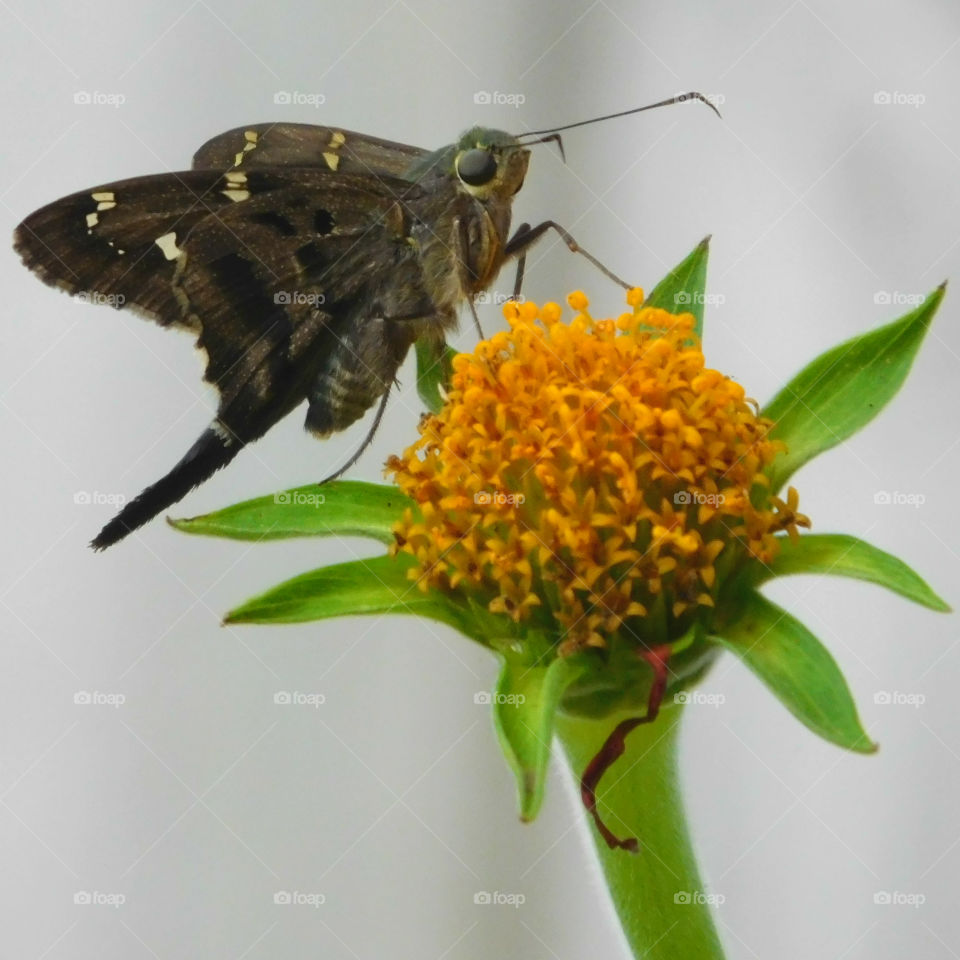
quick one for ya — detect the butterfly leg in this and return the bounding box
[504,220,634,290]
[508,222,531,300]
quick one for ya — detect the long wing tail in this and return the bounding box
[91,425,240,550]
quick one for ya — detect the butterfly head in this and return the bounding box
[408,128,530,201]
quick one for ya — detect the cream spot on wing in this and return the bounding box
[234,130,259,167]
[322,151,340,171]
[96,200,116,211]
[154,231,183,260]
[222,189,250,202]
[328,131,346,148]
[91,191,115,202]
[85,212,99,229]
[225,171,247,185]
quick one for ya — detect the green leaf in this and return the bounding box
[642,236,710,338]
[170,481,410,545]
[415,338,456,414]
[224,553,471,634]
[711,591,876,753]
[758,533,950,612]
[492,653,585,821]
[763,286,945,493]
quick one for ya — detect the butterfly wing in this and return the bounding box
[192,123,430,178]
[13,170,248,330]
[15,165,440,548]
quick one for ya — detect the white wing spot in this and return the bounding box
[85,212,99,229]
[225,171,247,185]
[328,131,346,148]
[154,231,182,260]
[91,191,115,202]
[322,151,340,171]
[222,189,250,202]
[97,200,116,211]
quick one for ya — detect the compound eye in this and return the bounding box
[456,148,498,186]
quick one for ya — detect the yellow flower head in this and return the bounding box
[387,292,808,654]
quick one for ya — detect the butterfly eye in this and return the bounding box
[456,149,498,186]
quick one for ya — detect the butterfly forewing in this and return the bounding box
[192,123,429,179]
[14,171,250,329]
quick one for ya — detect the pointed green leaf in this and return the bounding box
[170,481,410,545]
[224,553,472,635]
[415,338,456,414]
[758,533,950,612]
[763,286,945,493]
[642,236,710,337]
[492,653,585,821]
[711,591,876,753]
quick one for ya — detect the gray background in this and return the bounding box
[2,0,959,957]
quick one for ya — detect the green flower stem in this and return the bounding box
[555,705,726,960]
